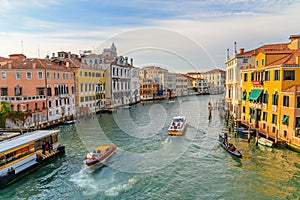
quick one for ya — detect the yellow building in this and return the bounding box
[75,65,105,115]
[241,34,300,148]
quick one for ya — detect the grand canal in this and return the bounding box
[0,95,299,199]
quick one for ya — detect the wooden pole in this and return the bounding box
[247,124,251,142]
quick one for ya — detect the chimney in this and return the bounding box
[52,53,55,58]
[68,52,71,58]
[234,42,237,55]
[8,62,12,69]
[130,58,133,66]
[66,61,70,68]
[226,49,230,60]
[32,62,36,69]
[125,57,128,65]
[240,48,245,54]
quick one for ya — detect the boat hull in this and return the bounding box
[0,146,65,189]
[83,145,116,167]
[218,135,242,158]
[168,125,186,136]
[258,137,273,148]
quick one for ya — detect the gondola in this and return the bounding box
[218,134,242,158]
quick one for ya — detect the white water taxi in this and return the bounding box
[168,116,187,136]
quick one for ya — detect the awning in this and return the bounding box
[282,115,289,123]
[248,89,263,101]
[241,92,246,100]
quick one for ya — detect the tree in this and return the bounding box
[2,110,32,134]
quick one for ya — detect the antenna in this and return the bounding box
[21,41,23,54]
[38,44,40,58]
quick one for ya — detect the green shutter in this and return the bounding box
[282,115,289,123]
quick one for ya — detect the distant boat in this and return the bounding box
[180,99,190,103]
[63,119,76,125]
[236,127,254,135]
[257,137,274,148]
[119,105,131,109]
[218,134,242,158]
[167,100,175,104]
[83,144,117,167]
[168,116,187,136]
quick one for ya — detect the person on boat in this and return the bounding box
[47,141,52,153]
[224,132,228,143]
[42,141,46,155]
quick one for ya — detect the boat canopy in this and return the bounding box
[0,130,59,153]
[95,145,111,151]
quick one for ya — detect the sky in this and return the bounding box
[1,0,300,72]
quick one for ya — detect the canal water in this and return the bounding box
[0,95,299,199]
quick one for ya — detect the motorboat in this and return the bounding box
[83,144,117,167]
[168,116,187,136]
[257,137,274,148]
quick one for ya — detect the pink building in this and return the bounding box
[0,54,75,128]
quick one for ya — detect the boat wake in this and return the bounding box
[69,166,137,197]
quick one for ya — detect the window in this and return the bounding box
[80,71,82,77]
[243,73,248,82]
[47,72,50,79]
[47,88,52,96]
[282,115,289,126]
[57,73,60,79]
[16,72,21,79]
[80,97,84,102]
[297,96,300,108]
[80,83,83,92]
[1,72,6,79]
[35,103,38,110]
[283,70,295,80]
[256,60,258,66]
[242,106,246,113]
[272,114,277,124]
[283,130,288,137]
[38,72,43,79]
[262,112,268,121]
[283,95,289,107]
[251,73,254,81]
[1,87,8,96]
[263,92,268,104]
[272,92,278,105]
[264,71,270,81]
[274,70,280,81]
[37,87,44,95]
[14,86,22,96]
[54,87,58,96]
[54,73,57,79]
[243,59,248,63]
[296,117,300,128]
[261,59,265,66]
[26,72,32,79]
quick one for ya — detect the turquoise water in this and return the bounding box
[0,95,299,199]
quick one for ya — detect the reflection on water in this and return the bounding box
[0,95,299,199]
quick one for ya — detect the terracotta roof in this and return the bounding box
[203,69,225,74]
[266,50,300,66]
[282,84,300,93]
[0,56,70,71]
[238,43,289,56]
[64,58,81,68]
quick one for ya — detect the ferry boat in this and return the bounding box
[168,116,187,136]
[83,144,116,167]
[0,130,65,188]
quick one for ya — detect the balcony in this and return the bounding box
[262,103,267,110]
[250,102,262,109]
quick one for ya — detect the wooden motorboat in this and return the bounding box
[83,144,116,167]
[218,134,242,158]
[168,116,187,136]
[258,137,274,148]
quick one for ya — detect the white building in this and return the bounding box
[201,69,225,94]
[225,47,256,120]
[158,72,177,97]
[106,56,137,109]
